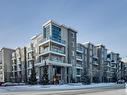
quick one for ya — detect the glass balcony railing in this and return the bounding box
[40,47,50,54]
[76,56,82,60]
[49,58,64,63]
[76,48,83,52]
[76,64,82,67]
[50,48,64,54]
[39,36,66,45]
[27,47,34,52]
[93,62,98,65]
[40,47,65,55]
[41,58,64,63]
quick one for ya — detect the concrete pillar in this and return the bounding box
[38,67,41,83]
[68,67,73,83]
[64,67,67,83]
[61,67,67,84]
[48,65,53,84]
[90,64,93,83]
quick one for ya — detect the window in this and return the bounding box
[72,51,75,56]
[72,42,75,47]
[71,32,75,38]
[0,71,2,74]
[52,25,61,41]
[77,69,81,75]
[43,25,50,38]
[90,50,92,56]
[0,66,2,69]
[107,54,111,58]
[0,78,3,80]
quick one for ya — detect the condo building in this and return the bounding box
[0,48,14,83]
[124,62,127,82]
[105,52,121,82]
[11,47,27,83]
[96,44,107,83]
[9,20,125,84]
[117,61,125,81]
[0,51,2,83]
[38,20,76,84]
[14,20,78,84]
[76,43,87,83]
[83,42,99,83]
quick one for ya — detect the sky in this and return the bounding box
[0,0,127,57]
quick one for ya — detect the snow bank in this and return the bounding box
[3,83,116,91]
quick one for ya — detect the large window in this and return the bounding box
[77,69,81,75]
[43,25,50,39]
[0,66,2,69]
[52,25,61,41]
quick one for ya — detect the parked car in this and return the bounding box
[117,80,125,84]
[2,82,17,86]
[0,82,4,86]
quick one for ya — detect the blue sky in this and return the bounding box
[0,0,127,57]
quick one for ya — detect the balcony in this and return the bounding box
[27,47,34,53]
[12,53,16,60]
[39,47,65,56]
[93,61,99,66]
[107,64,111,67]
[35,58,72,67]
[27,57,34,61]
[111,65,116,68]
[39,36,66,46]
[76,64,83,69]
[76,56,83,61]
[76,48,83,53]
[93,55,98,60]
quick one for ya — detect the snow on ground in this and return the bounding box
[0,83,115,91]
[0,83,125,93]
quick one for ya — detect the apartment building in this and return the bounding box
[124,62,127,82]
[0,48,14,83]
[75,43,86,83]
[11,47,27,83]
[105,52,120,82]
[96,44,107,83]
[26,43,35,82]
[76,43,89,83]
[0,51,3,83]
[22,20,77,84]
[83,42,99,83]
[10,20,125,84]
[117,61,125,81]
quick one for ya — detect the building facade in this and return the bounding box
[11,20,77,84]
[117,61,125,81]
[83,42,99,83]
[0,48,14,83]
[105,52,121,82]
[96,44,107,83]
[124,62,127,82]
[0,51,3,83]
[9,20,126,84]
[11,47,27,83]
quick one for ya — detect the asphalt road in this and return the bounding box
[0,88,126,95]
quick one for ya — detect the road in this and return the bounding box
[0,88,126,95]
[0,84,126,95]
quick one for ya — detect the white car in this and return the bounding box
[2,82,17,86]
[117,80,125,84]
